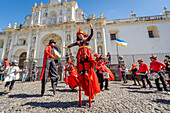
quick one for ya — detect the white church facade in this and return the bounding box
[0,0,170,69]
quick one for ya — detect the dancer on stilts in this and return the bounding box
[64,23,100,107]
[65,60,79,90]
[94,53,114,81]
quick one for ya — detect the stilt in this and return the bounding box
[79,85,82,107]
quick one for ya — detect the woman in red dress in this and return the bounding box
[94,53,114,81]
[64,23,100,107]
[65,60,79,90]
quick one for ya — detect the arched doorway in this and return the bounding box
[19,52,27,69]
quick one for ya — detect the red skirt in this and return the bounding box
[67,72,79,89]
[104,65,115,81]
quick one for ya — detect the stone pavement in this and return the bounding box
[0,80,170,113]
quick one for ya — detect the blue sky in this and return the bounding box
[0,0,169,32]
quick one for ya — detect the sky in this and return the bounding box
[0,0,170,32]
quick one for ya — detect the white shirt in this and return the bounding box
[4,66,20,82]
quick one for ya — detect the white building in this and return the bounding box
[0,0,170,69]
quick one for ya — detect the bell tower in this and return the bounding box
[49,0,61,5]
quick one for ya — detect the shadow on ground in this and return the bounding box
[152,99,170,105]
[24,100,91,108]
[120,87,141,90]
[128,90,153,94]
[48,89,78,93]
[8,94,52,98]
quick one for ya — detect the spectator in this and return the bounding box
[70,53,75,62]
[107,52,111,64]
[22,66,29,82]
[32,65,38,82]
[0,66,4,85]
[65,53,69,62]
[121,65,128,83]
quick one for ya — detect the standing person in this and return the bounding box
[4,60,22,94]
[22,66,29,82]
[121,65,128,83]
[0,66,4,85]
[40,39,59,97]
[131,63,141,86]
[70,53,75,63]
[150,56,169,94]
[65,53,69,63]
[96,56,110,90]
[64,23,100,107]
[138,59,153,88]
[32,65,38,82]
[164,56,170,87]
[107,52,111,64]
[65,60,79,90]
[4,58,10,68]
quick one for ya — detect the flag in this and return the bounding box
[54,48,61,58]
[116,38,128,47]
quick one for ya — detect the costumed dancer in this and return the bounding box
[64,60,79,90]
[164,55,170,87]
[64,23,100,107]
[4,60,22,94]
[137,59,153,88]
[40,39,59,97]
[131,63,141,86]
[64,64,69,87]
[96,55,110,90]
[150,55,170,94]
[2,58,10,85]
[94,53,114,81]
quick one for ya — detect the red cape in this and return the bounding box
[40,45,55,79]
[104,65,115,81]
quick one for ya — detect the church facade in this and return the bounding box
[0,0,170,68]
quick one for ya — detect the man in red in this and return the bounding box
[138,59,153,88]
[4,58,10,68]
[150,55,169,93]
[40,39,59,97]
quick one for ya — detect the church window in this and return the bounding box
[67,34,71,41]
[67,8,71,12]
[110,33,116,40]
[147,26,159,38]
[60,10,62,15]
[97,32,101,38]
[59,17,62,22]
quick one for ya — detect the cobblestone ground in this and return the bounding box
[0,80,170,113]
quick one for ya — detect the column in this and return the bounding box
[1,38,7,60]
[62,28,66,57]
[8,32,15,61]
[93,28,98,53]
[70,26,74,54]
[34,30,39,59]
[30,10,35,26]
[38,8,42,25]
[63,5,66,22]
[102,27,107,56]
[25,31,32,61]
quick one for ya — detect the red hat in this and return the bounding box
[76,28,85,37]
[4,58,7,60]
[150,55,157,59]
[138,58,143,62]
[94,53,99,57]
[67,60,73,64]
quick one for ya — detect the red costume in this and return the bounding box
[67,28,100,106]
[150,61,166,72]
[40,45,55,79]
[4,58,10,68]
[65,61,79,89]
[94,53,114,81]
[138,63,149,73]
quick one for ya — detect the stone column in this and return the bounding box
[93,28,98,53]
[62,27,66,57]
[8,32,16,61]
[63,5,66,22]
[1,38,7,60]
[70,26,74,54]
[102,27,107,56]
[38,8,42,25]
[34,30,40,59]
[30,10,35,26]
[25,31,33,61]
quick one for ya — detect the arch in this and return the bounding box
[147,26,159,38]
[98,45,103,54]
[19,52,27,69]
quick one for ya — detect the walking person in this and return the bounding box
[22,66,29,82]
[150,55,169,94]
[107,52,111,64]
[32,65,38,82]
[4,60,22,94]
[40,39,59,97]
[137,59,153,88]
[121,65,128,83]
[131,63,141,86]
